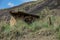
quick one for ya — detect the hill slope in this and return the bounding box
[0,0,60,40]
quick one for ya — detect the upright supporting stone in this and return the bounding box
[48,16,52,25]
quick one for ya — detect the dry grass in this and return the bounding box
[0,14,60,40]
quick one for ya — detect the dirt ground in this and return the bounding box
[20,28,57,40]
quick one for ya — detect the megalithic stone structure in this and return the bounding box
[7,0,60,25]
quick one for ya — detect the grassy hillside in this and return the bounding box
[0,0,60,40]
